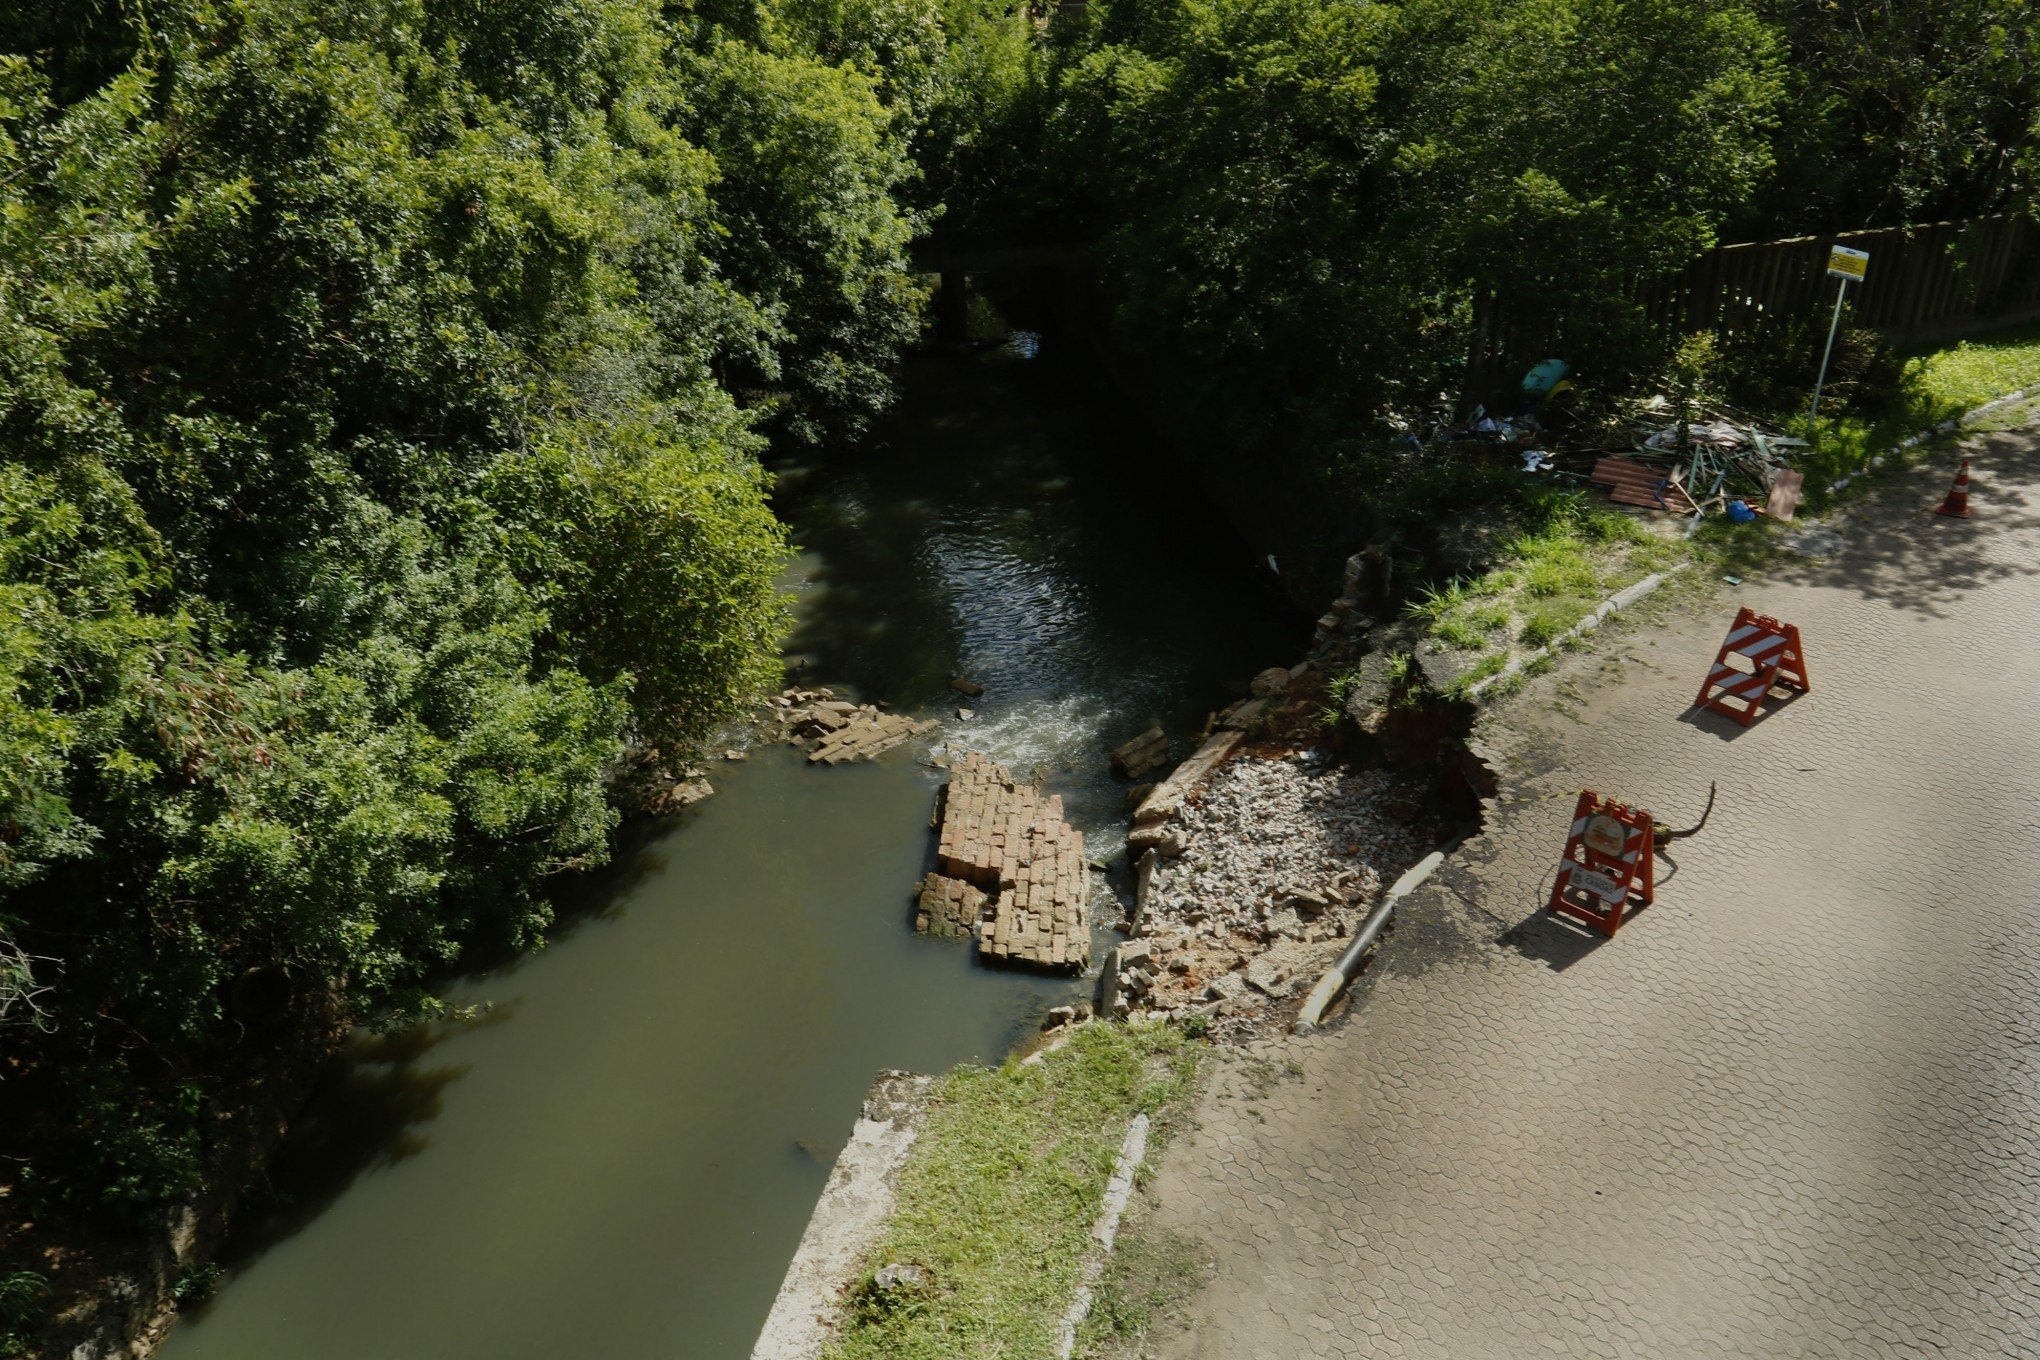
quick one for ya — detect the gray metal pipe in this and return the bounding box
[1293,849,1446,1032]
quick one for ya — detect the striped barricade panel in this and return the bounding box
[1547,790,1655,938]
[1694,606,1810,726]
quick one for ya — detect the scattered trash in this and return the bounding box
[1721,574,1743,586]
[1765,469,1805,521]
[1592,457,1698,513]
[1598,401,1808,526]
[1423,379,1807,533]
[1458,403,1544,445]
[1522,358,1572,403]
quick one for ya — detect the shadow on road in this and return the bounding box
[1497,907,1638,971]
[1676,686,1807,740]
[1777,428,2040,616]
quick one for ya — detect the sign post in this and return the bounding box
[1809,245,1869,429]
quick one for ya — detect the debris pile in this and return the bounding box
[627,752,716,816]
[1109,725,1170,780]
[1619,403,1809,523]
[764,686,939,764]
[1423,360,1811,529]
[921,751,1091,971]
[1110,751,1432,1035]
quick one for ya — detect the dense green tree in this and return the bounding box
[1749,0,2039,234]
[1388,0,1786,363]
[0,0,941,1265]
[1039,0,1786,473]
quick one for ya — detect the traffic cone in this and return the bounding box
[1934,460,1972,518]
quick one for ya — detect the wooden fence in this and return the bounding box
[1466,213,2040,400]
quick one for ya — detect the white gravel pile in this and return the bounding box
[1124,750,1432,1034]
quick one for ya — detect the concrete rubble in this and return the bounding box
[1312,547,1387,660]
[1103,652,1435,1036]
[626,746,716,816]
[1109,725,1171,780]
[749,1072,934,1360]
[921,750,1091,971]
[764,686,939,764]
[913,872,986,939]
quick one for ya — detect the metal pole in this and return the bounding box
[1808,276,1850,429]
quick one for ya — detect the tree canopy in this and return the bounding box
[975,0,2038,540]
[0,0,955,1250]
[1,0,2034,1338]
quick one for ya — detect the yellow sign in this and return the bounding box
[1827,245,1869,281]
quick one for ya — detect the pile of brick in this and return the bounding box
[765,687,938,764]
[912,873,985,938]
[807,710,937,764]
[918,750,1090,971]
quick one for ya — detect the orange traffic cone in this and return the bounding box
[1935,460,1972,518]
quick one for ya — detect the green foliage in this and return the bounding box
[681,35,928,441]
[1746,0,2038,234]
[822,1021,1200,1360]
[948,0,2032,547]
[0,1270,48,1359]
[1078,1221,1210,1351]
[172,1262,225,1305]
[1659,332,1727,450]
[1717,322,1903,418]
[0,0,951,1234]
[1907,324,2040,413]
[1793,322,2040,498]
[1412,487,1659,681]
[1392,0,1786,368]
[1033,0,1789,475]
[1519,603,1583,650]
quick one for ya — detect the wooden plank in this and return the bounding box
[1765,469,1804,522]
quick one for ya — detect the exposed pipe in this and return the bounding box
[1293,849,1447,1032]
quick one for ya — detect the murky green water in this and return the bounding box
[161,338,1304,1360]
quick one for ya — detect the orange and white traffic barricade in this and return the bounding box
[1692,606,1810,727]
[1547,791,1654,937]
[1934,459,1973,518]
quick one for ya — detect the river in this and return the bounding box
[158,334,1306,1360]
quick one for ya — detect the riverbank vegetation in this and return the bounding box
[4,0,2036,1348]
[0,0,1033,1341]
[823,1021,1199,1360]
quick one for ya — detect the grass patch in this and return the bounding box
[1419,321,2040,696]
[1078,1217,1211,1356]
[1799,322,2040,504]
[0,1272,48,1360]
[1909,322,2040,411]
[822,1021,1202,1360]
[1411,484,1667,682]
[1519,601,1586,649]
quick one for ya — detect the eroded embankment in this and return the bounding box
[1090,548,1494,1039]
[753,552,1494,1359]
